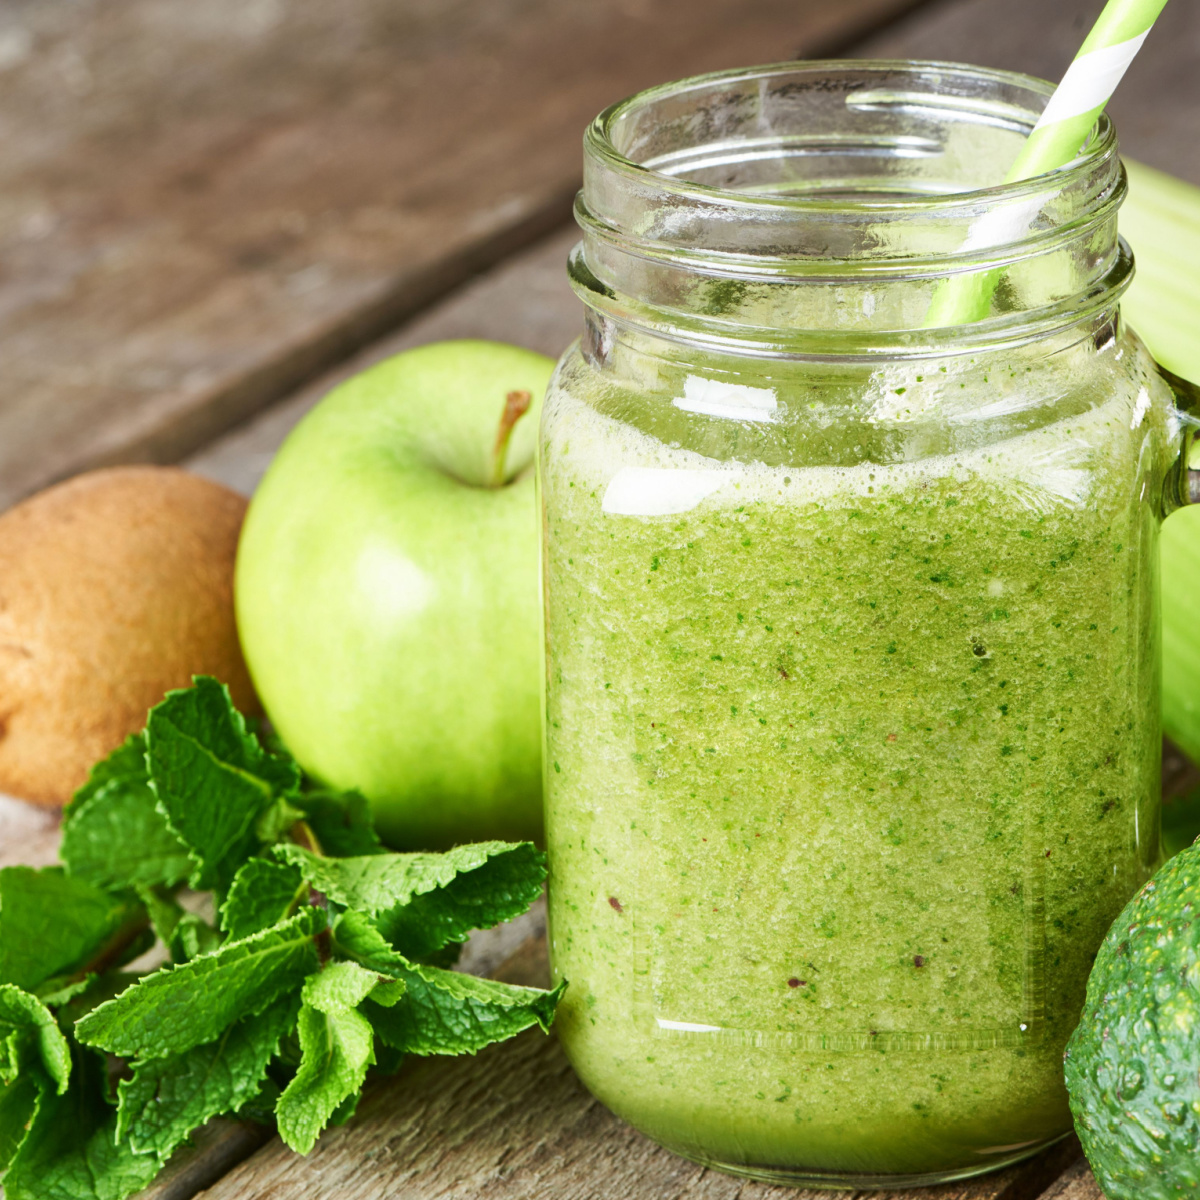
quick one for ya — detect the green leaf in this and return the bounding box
[154,678,298,794]
[63,734,148,818]
[60,737,191,892]
[330,909,406,971]
[370,978,407,1007]
[76,907,325,1059]
[328,1090,360,1127]
[302,960,385,1014]
[62,781,192,892]
[54,972,142,1035]
[4,1063,159,1200]
[146,677,299,891]
[373,1042,406,1076]
[0,985,71,1093]
[167,914,224,964]
[33,975,98,1008]
[233,1076,280,1125]
[290,790,383,858]
[420,941,464,969]
[220,858,305,941]
[136,886,186,948]
[0,867,143,992]
[116,991,299,1162]
[330,915,418,1010]
[255,797,307,845]
[0,1072,40,1174]
[278,841,545,958]
[275,1002,375,1155]
[364,965,566,1057]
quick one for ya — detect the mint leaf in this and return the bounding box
[337,912,565,1055]
[0,867,143,992]
[168,914,223,964]
[220,858,304,941]
[328,1090,360,1126]
[62,782,191,892]
[117,992,299,1161]
[329,914,422,1004]
[332,910,408,971]
[370,978,407,1007]
[5,1062,159,1200]
[146,678,299,891]
[0,1072,39,1173]
[373,1041,405,1077]
[234,1076,280,1124]
[64,734,147,816]
[136,887,186,947]
[290,790,383,858]
[76,907,324,1058]
[255,798,307,845]
[34,975,97,1008]
[278,842,545,958]
[153,679,297,795]
[275,1003,374,1155]
[365,966,566,1057]
[302,961,384,1014]
[60,738,190,892]
[0,986,70,1093]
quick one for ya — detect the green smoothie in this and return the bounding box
[540,334,1173,1179]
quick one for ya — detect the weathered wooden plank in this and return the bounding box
[1034,1158,1103,1200]
[0,0,927,513]
[137,1121,273,1200]
[855,0,1200,185]
[187,224,581,496]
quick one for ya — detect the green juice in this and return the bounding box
[540,335,1173,1178]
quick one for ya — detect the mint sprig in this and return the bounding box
[0,677,562,1200]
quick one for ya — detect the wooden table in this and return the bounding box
[4,0,1200,1196]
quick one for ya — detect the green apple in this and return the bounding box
[234,340,555,849]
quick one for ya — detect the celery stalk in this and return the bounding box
[1162,509,1200,764]
[1121,160,1200,764]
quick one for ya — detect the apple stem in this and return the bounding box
[490,390,532,487]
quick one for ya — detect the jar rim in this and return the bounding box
[573,60,1130,360]
[586,59,1118,217]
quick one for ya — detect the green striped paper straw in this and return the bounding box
[925,0,1170,328]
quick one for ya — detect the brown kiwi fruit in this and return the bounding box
[0,466,259,807]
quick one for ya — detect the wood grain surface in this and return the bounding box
[0,0,926,513]
[1034,1160,1103,1200]
[187,224,581,495]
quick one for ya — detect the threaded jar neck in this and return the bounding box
[573,61,1130,362]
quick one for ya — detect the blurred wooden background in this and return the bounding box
[3,0,1199,1196]
[3,0,1198,512]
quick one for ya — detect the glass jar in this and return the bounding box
[538,61,1200,1189]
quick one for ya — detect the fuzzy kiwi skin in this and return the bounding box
[0,466,259,807]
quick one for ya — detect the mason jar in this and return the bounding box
[538,61,1200,1188]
